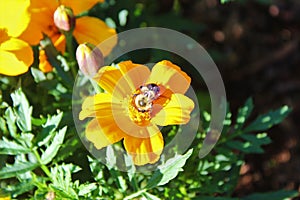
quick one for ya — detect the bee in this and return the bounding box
[133,83,160,112]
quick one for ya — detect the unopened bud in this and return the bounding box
[53,5,75,32]
[76,43,104,77]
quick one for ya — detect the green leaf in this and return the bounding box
[78,183,97,196]
[31,68,46,83]
[220,0,235,4]
[0,162,39,179]
[235,98,254,130]
[0,138,31,155]
[35,112,63,147]
[226,133,271,154]
[11,88,32,132]
[193,197,237,200]
[242,190,299,200]
[244,106,291,132]
[4,107,17,137]
[4,179,35,198]
[145,149,193,189]
[41,126,67,165]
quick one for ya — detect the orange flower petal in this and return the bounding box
[62,0,104,15]
[38,50,53,73]
[0,38,33,76]
[124,130,164,166]
[85,118,124,150]
[118,61,151,89]
[151,94,194,126]
[73,17,117,57]
[79,93,124,120]
[147,60,191,94]
[93,66,133,99]
[19,0,58,45]
[53,34,66,53]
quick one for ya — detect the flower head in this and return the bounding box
[19,0,116,72]
[79,60,194,165]
[76,43,104,77]
[0,0,33,76]
[53,5,75,32]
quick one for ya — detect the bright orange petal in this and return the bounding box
[93,66,133,99]
[0,0,31,37]
[62,0,104,15]
[151,94,194,126]
[118,61,151,89]
[123,130,164,166]
[147,60,191,94]
[38,50,53,73]
[79,93,124,120]
[53,34,66,53]
[73,17,117,56]
[19,0,58,45]
[85,118,124,150]
[0,38,33,76]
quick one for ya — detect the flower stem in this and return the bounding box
[76,10,89,18]
[124,189,147,200]
[65,33,78,78]
[33,149,52,180]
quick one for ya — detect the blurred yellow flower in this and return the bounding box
[79,60,194,165]
[0,0,33,76]
[19,0,117,72]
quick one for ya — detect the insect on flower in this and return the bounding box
[133,83,161,112]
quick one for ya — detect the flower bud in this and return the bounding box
[76,43,104,77]
[53,5,75,32]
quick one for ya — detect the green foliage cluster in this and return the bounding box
[0,85,297,199]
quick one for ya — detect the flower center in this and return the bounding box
[128,84,160,126]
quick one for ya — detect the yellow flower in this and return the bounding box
[19,0,117,72]
[79,60,194,166]
[0,0,34,76]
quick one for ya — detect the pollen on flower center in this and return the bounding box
[128,83,160,126]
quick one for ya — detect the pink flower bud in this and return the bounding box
[53,5,75,32]
[76,43,104,77]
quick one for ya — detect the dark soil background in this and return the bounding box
[162,0,300,198]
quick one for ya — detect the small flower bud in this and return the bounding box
[76,43,104,77]
[53,5,75,32]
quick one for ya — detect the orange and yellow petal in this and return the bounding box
[93,66,133,99]
[147,60,191,94]
[19,0,57,45]
[38,50,53,73]
[79,93,124,120]
[53,34,66,53]
[118,61,151,89]
[62,0,104,15]
[151,93,194,126]
[73,17,117,57]
[123,130,164,166]
[0,38,33,76]
[85,118,124,150]
[0,0,31,37]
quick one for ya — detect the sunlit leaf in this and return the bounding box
[145,149,193,189]
[0,162,39,179]
[41,126,67,165]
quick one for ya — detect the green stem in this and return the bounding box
[76,10,89,18]
[89,78,103,93]
[124,189,147,200]
[65,33,77,78]
[131,175,139,192]
[33,149,52,180]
